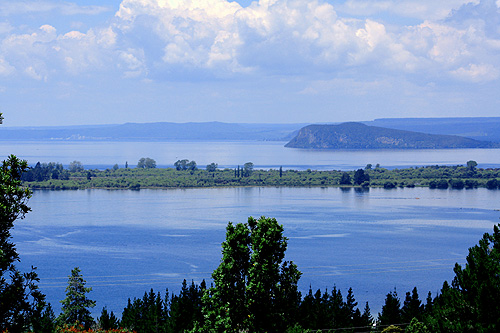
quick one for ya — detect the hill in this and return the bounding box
[0,122,302,142]
[364,117,500,142]
[285,122,500,149]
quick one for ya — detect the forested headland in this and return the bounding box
[21,158,500,190]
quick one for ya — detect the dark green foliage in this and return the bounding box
[174,159,196,171]
[0,155,46,332]
[378,290,401,326]
[137,157,156,169]
[32,303,56,333]
[486,179,498,189]
[242,162,254,177]
[436,179,449,189]
[58,267,96,329]
[121,289,168,333]
[201,216,301,332]
[450,179,464,189]
[353,169,370,185]
[401,287,423,323]
[168,280,205,332]
[205,163,217,172]
[339,172,351,185]
[68,161,84,173]
[297,286,372,331]
[98,306,119,330]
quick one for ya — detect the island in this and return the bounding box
[285,122,500,149]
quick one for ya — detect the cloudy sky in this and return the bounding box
[1,0,500,126]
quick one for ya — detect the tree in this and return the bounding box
[242,162,254,177]
[339,172,351,185]
[112,164,119,171]
[201,216,302,332]
[466,160,478,171]
[401,287,423,323]
[206,163,218,172]
[378,289,401,326]
[58,267,96,329]
[0,155,46,331]
[450,224,500,331]
[137,157,156,169]
[98,306,119,330]
[353,169,369,185]
[68,160,84,173]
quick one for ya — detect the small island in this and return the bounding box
[285,122,500,149]
[21,159,500,190]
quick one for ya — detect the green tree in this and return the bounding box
[466,160,478,171]
[450,224,500,331]
[0,154,46,331]
[353,169,369,185]
[137,157,156,169]
[242,162,254,177]
[58,267,96,329]
[401,287,423,323]
[206,163,218,172]
[339,172,352,185]
[378,289,401,327]
[68,160,84,173]
[98,306,119,330]
[201,216,302,332]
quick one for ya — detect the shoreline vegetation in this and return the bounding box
[21,159,500,191]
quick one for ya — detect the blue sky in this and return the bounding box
[1,0,500,126]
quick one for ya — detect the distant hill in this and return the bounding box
[285,122,500,149]
[364,117,500,143]
[0,122,302,142]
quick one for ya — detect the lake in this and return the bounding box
[6,141,500,318]
[13,186,500,318]
[1,140,500,170]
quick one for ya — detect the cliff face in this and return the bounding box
[285,122,499,149]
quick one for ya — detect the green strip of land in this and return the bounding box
[22,161,500,190]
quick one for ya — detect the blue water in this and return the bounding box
[1,140,500,170]
[13,187,500,318]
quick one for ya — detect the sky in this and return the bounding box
[1,0,500,126]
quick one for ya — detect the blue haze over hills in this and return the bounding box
[1,117,500,143]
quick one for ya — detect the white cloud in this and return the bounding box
[0,0,498,84]
[451,63,500,81]
[338,0,477,21]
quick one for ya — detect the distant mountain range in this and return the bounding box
[0,122,302,142]
[363,117,500,143]
[1,117,500,147]
[285,122,500,149]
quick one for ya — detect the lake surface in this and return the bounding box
[13,186,500,318]
[6,140,500,318]
[1,140,500,170]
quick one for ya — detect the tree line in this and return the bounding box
[20,159,500,190]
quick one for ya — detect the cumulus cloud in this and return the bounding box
[0,0,499,84]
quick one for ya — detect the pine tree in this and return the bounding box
[58,267,96,329]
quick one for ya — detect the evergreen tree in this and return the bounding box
[58,267,96,329]
[378,289,401,326]
[98,306,119,330]
[401,287,424,323]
